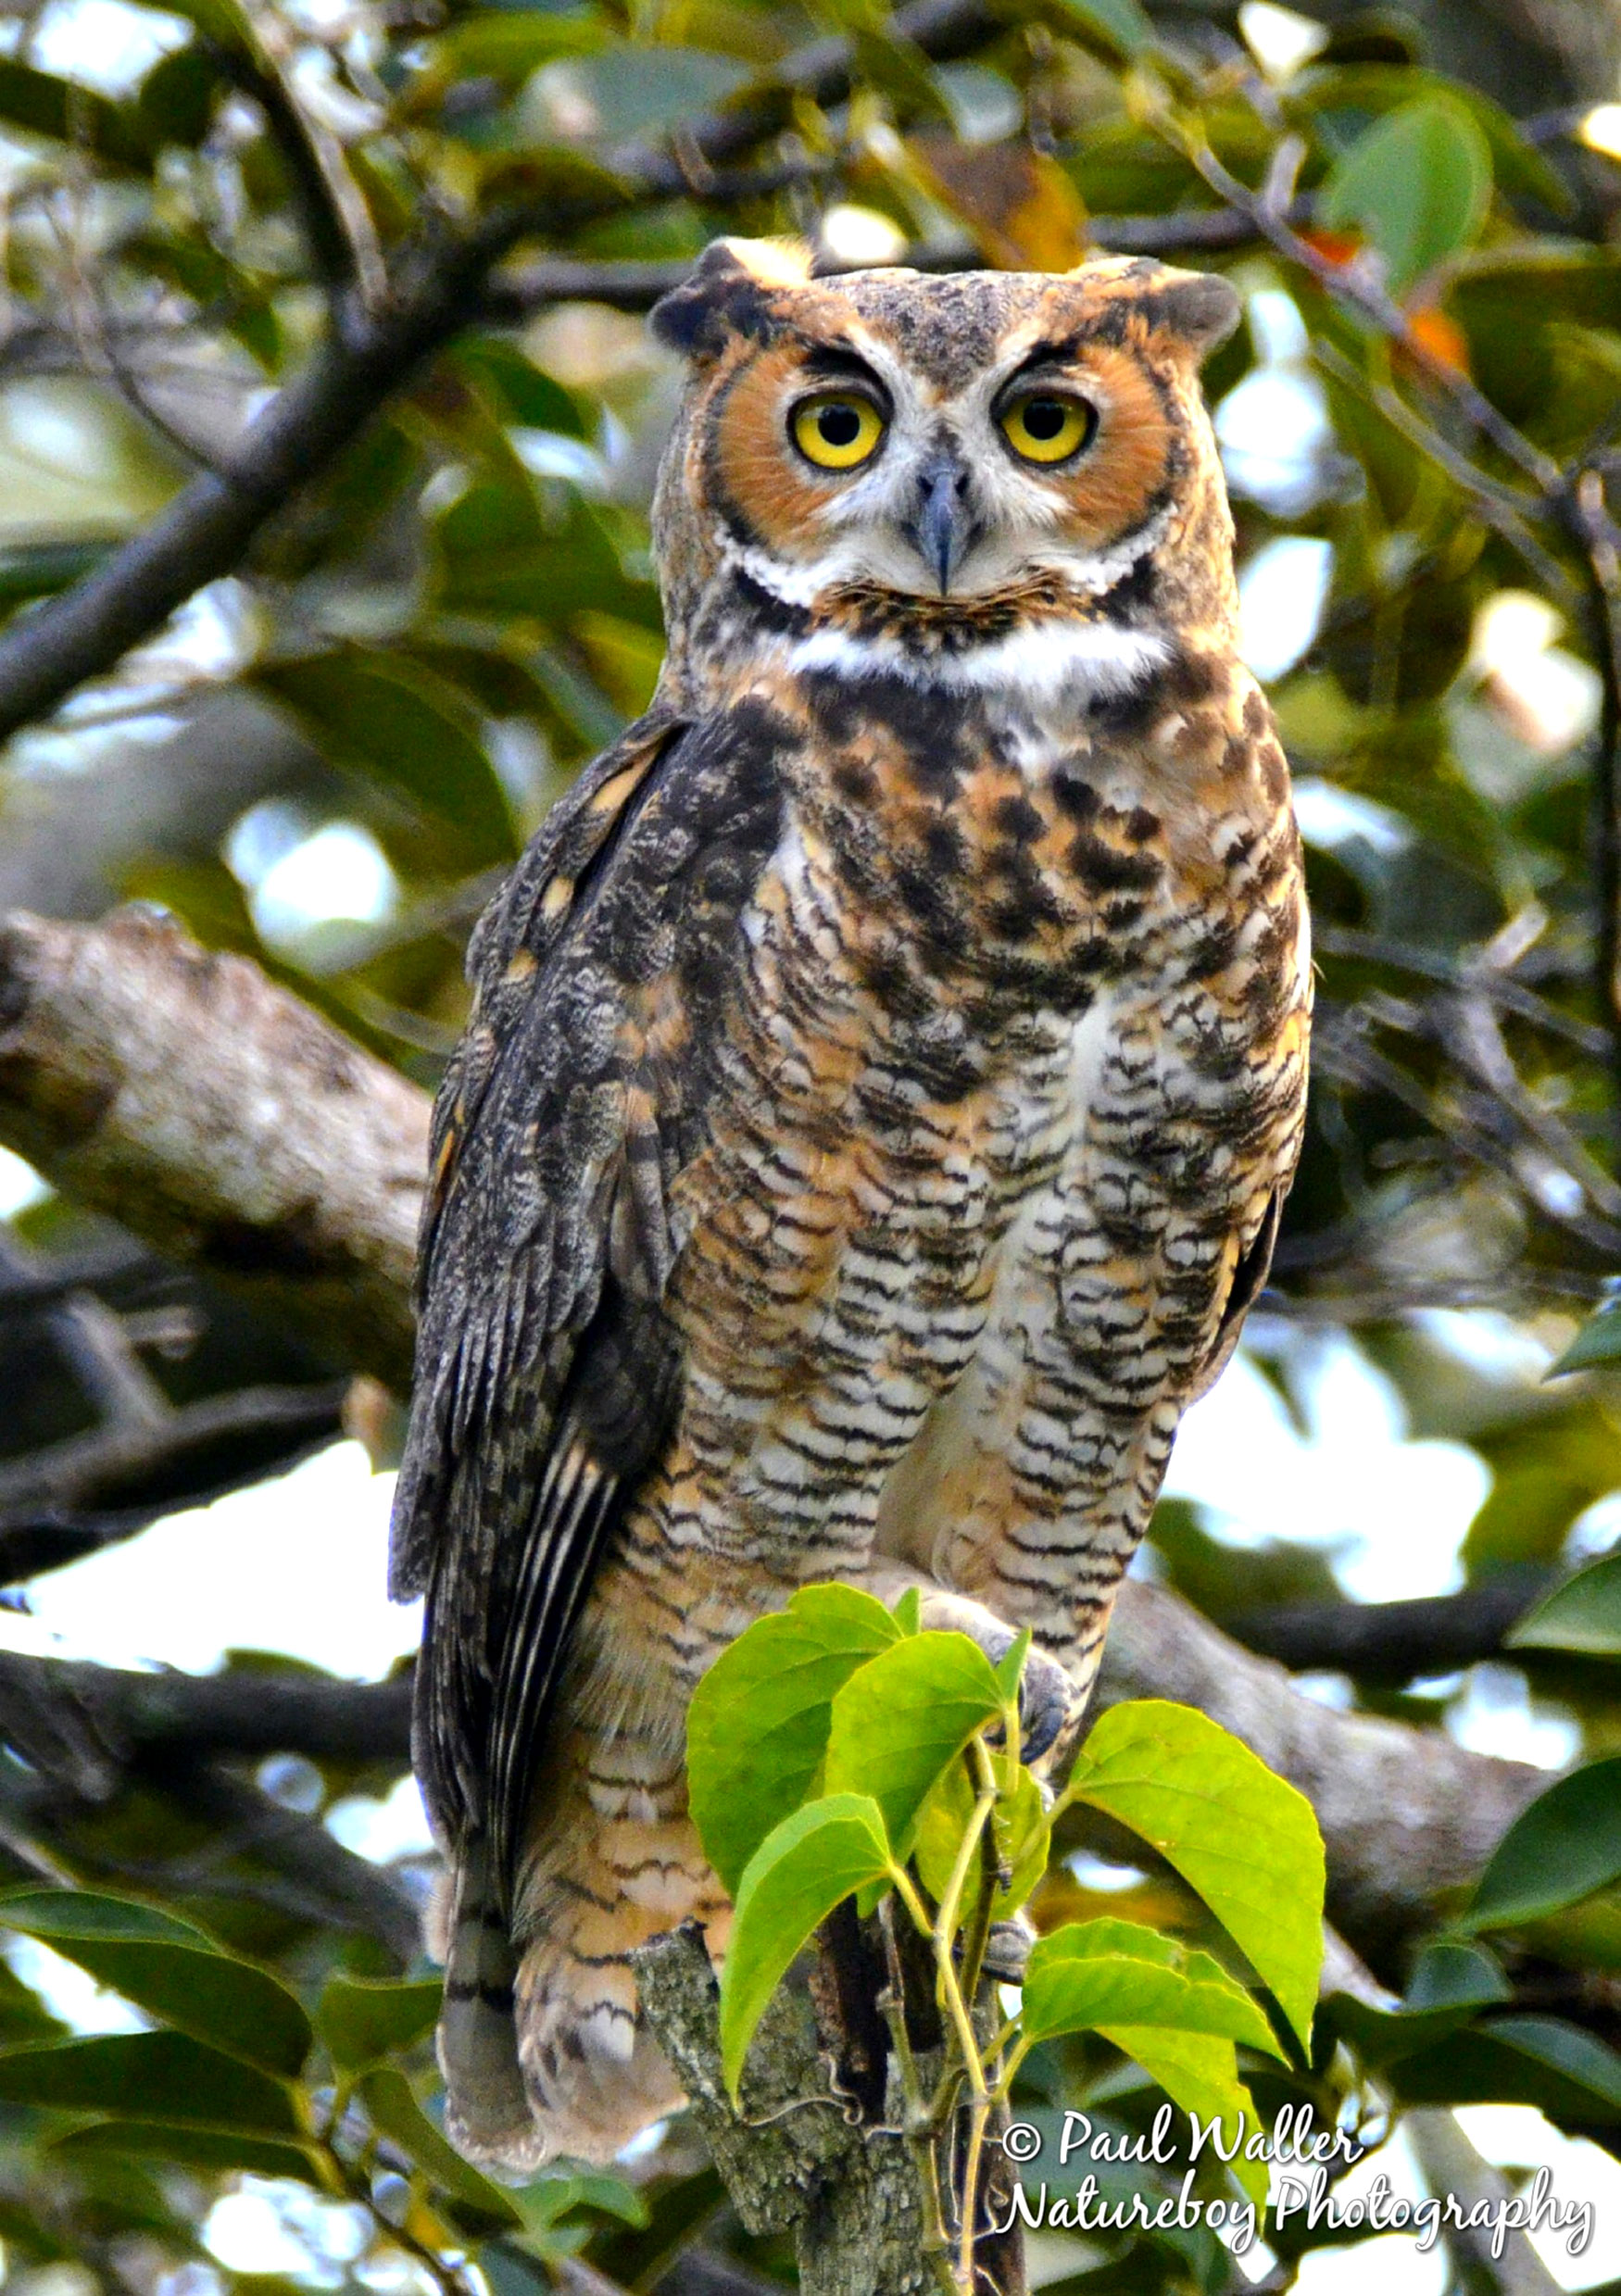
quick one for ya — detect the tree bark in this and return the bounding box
[635,1926,963,2296]
[0,907,428,1386]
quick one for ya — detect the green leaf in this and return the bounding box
[1547,1307,1621,1376]
[521,44,749,144]
[255,650,518,870]
[1322,94,1492,297]
[1326,1941,1510,2067]
[687,1585,904,1896]
[0,1888,206,1948]
[1392,2015,1621,2124]
[1101,2028,1268,2211]
[848,30,950,123]
[989,1764,1049,1919]
[432,477,650,625]
[0,59,157,170]
[0,2033,298,2132]
[1506,1552,1621,1655]
[0,1891,311,2079]
[317,1975,442,2073]
[719,1795,892,2102]
[0,1954,65,2047]
[1024,1920,1282,2056]
[356,2068,523,2225]
[137,44,221,148]
[1065,1701,1325,2051]
[0,540,116,604]
[892,1587,922,1635]
[53,2120,324,2187]
[994,1628,1031,1703]
[823,1631,1003,1865]
[1037,0,1153,59]
[429,8,602,88]
[913,1759,1049,1924]
[453,340,587,439]
[1462,1757,1621,1931]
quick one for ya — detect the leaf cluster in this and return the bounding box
[686,1588,1326,2286]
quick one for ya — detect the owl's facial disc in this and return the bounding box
[712,330,1175,616]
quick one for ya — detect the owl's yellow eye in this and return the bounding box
[999,392,1097,466]
[791,393,886,471]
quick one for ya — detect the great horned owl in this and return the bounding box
[391,242,1312,2173]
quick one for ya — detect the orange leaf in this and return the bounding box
[908,134,1087,271]
[1300,225,1362,269]
[1401,303,1471,378]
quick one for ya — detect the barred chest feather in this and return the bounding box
[662,643,1310,1622]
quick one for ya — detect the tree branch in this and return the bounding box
[0,0,999,744]
[0,1378,350,1585]
[0,1647,412,1767]
[1224,1573,1555,1682]
[0,1652,421,1955]
[484,206,1276,322]
[0,907,428,1388]
[634,1925,943,2296]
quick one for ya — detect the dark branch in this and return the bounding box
[484,205,1274,322]
[0,1647,411,1765]
[145,1754,421,1960]
[1225,1572,1555,1683]
[0,1652,419,1953]
[0,1379,349,1586]
[0,0,998,743]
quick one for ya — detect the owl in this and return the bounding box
[390,241,1311,2173]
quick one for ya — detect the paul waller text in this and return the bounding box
[994,2107,1595,2262]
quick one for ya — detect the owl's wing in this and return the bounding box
[390,703,785,1906]
[1185,1184,1287,1408]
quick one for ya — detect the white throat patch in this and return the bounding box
[785,618,1169,702]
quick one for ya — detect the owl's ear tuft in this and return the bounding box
[1146,269,1242,359]
[650,238,814,360]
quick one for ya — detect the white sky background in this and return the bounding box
[0,19,1616,2269]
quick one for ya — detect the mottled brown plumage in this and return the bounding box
[392,241,1311,2171]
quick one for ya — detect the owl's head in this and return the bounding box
[648,240,1241,698]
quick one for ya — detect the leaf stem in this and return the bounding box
[878,1895,959,2296]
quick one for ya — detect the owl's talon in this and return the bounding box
[980,1628,1073,1764]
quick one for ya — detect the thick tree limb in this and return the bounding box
[485,206,1277,320]
[635,1926,945,2296]
[0,1648,412,1770]
[0,1601,1544,1971]
[0,908,429,1387]
[0,1652,420,1955]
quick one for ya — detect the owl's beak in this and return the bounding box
[910,452,975,596]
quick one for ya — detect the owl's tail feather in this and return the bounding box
[434,1836,550,2177]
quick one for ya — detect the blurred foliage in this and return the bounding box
[1,0,1621,2289]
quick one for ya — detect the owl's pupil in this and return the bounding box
[1024,399,1067,440]
[819,404,861,446]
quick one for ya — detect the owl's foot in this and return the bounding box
[904,1587,1075,1763]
